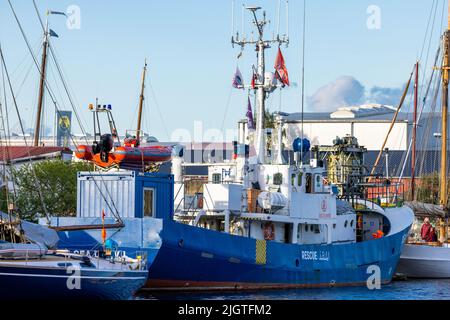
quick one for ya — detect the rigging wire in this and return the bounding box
[9,37,41,82]
[392,0,443,193]
[300,0,306,161]
[9,0,122,223]
[418,72,441,177]
[147,77,170,140]
[220,86,235,134]
[29,1,124,221]
[417,0,439,102]
[0,44,50,222]
[396,48,442,194]
[0,59,17,202]
[13,58,35,100]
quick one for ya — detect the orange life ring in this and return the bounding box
[263,222,275,241]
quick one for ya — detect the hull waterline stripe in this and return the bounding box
[0,272,147,280]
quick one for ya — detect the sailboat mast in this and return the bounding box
[34,22,49,147]
[440,5,450,209]
[136,60,147,142]
[412,61,419,201]
[437,4,450,243]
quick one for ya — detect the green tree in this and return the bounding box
[0,186,10,213]
[12,160,93,222]
[415,173,440,204]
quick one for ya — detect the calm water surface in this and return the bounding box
[135,280,450,300]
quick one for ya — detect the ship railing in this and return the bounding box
[110,250,148,270]
[174,177,210,215]
[338,179,406,210]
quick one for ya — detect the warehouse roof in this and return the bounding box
[283,104,412,123]
[0,146,72,164]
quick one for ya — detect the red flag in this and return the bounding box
[274,48,290,86]
[101,209,106,220]
[251,72,256,89]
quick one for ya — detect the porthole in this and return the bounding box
[344,220,348,228]
[295,259,300,267]
[350,220,354,228]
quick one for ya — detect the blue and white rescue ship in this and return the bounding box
[47,6,414,290]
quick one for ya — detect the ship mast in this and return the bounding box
[34,20,50,147]
[136,59,147,143]
[232,7,288,164]
[439,3,450,242]
[411,61,419,201]
[254,9,267,164]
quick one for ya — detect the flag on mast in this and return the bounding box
[251,65,258,89]
[251,72,256,89]
[47,10,66,16]
[232,67,244,89]
[246,96,255,130]
[49,29,59,38]
[101,209,107,245]
[274,48,290,87]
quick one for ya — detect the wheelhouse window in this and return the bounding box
[143,188,155,217]
[212,173,222,184]
[297,173,303,187]
[306,174,312,193]
[315,174,322,191]
[273,173,283,186]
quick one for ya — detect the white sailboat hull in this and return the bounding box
[397,244,450,278]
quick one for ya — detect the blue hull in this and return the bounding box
[0,264,147,300]
[54,219,409,290]
[145,220,409,290]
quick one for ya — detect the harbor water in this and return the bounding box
[135,279,450,300]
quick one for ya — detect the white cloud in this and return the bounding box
[308,76,365,112]
[307,76,409,112]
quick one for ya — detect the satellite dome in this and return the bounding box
[293,137,310,153]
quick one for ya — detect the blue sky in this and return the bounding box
[0,0,445,142]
